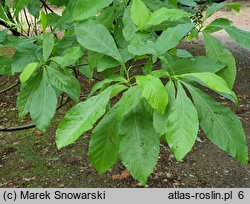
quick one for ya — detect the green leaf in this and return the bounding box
[143,59,153,75]
[205,2,228,20]
[225,26,250,50]
[204,18,232,33]
[88,75,127,98]
[176,49,193,58]
[11,44,41,73]
[41,11,47,33]
[17,72,42,118]
[203,32,236,89]
[47,66,80,102]
[96,6,116,28]
[156,23,194,56]
[30,70,57,131]
[128,41,157,56]
[119,100,160,184]
[131,0,149,30]
[46,13,61,28]
[89,86,142,174]
[146,8,189,27]
[122,6,150,47]
[185,83,248,164]
[87,50,103,69]
[143,0,174,10]
[0,5,8,21]
[227,3,240,12]
[20,62,39,84]
[14,0,30,17]
[136,75,168,114]
[89,108,120,174]
[153,80,176,136]
[58,0,76,25]
[150,70,170,78]
[43,33,54,61]
[96,55,120,72]
[73,0,113,22]
[27,0,41,18]
[51,46,83,67]
[178,0,197,7]
[79,64,93,79]
[56,85,117,149]
[47,0,69,6]
[162,56,225,75]
[75,20,123,63]
[180,72,238,104]
[165,82,198,161]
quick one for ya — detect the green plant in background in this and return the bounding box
[0,0,249,185]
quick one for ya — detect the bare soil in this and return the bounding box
[0,1,250,187]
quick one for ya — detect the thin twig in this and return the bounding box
[0,19,21,36]
[0,97,71,132]
[0,81,20,94]
[23,8,31,36]
[40,0,54,13]
[0,81,7,87]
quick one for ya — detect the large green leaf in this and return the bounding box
[119,100,160,184]
[153,80,176,136]
[122,6,150,47]
[185,83,248,164]
[73,0,113,21]
[30,70,57,131]
[161,56,224,75]
[205,2,227,20]
[225,26,250,50]
[156,23,194,56]
[96,6,116,28]
[43,33,54,62]
[204,18,232,33]
[20,62,39,84]
[17,72,42,118]
[75,20,123,63]
[89,86,142,174]
[56,85,117,149]
[203,32,236,89]
[47,66,80,102]
[128,41,157,56]
[11,44,41,73]
[180,72,238,104]
[146,8,189,27]
[27,0,41,18]
[88,75,127,98]
[58,0,76,25]
[131,0,149,30]
[51,46,83,67]
[136,75,168,114]
[96,55,120,72]
[165,82,198,161]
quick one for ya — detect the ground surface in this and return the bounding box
[0,1,250,187]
